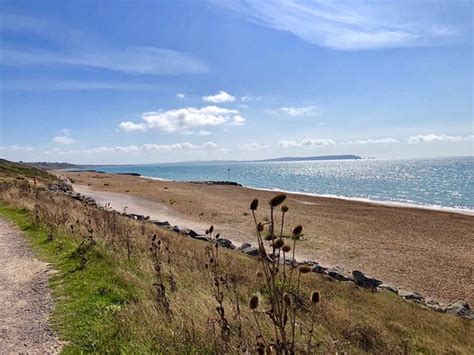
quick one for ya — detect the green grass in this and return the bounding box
[0,158,58,182]
[1,183,473,353]
[0,203,139,353]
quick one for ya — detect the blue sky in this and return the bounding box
[0,0,472,164]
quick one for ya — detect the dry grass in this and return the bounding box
[0,180,472,353]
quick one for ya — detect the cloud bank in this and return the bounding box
[119,106,245,133]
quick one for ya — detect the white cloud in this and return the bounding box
[346,137,399,144]
[214,1,463,50]
[0,145,34,152]
[119,121,148,132]
[203,91,236,103]
[177,93,185,99]
[0,47,208,75]
[198,130,211,136]
[241,95,261,102]
[52,128,76,145]
[45,142,219,155]
[230,115,246,126]
[280,106,318,116]
[279,137,335,148]
[53,136,76,145]
[119,106,245,133]
[242,143,270,150]
[407,133,474,144]
[202,141,219,150]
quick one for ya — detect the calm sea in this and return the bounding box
[94,157,473,212]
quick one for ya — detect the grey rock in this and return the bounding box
[352,270,382,289]
[399,290,424,303]
[129,214,146,221]
[172,225,181,233]
[216,238,236,249]
[312,264,328,274]
[193,235,209,242]
[327,266,353,281]
[379,284,399,294]
[152,221,171,227]
[424,300,446,313]
[238,243,252,250]
[446,301,473,319]
[239,243,259,256]
[47,182,72,193]
[186,229,201,238]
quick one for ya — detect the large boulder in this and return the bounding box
[352,270,382,289]
[48,182,72,192]
[327,266,353,282]
[398,290,424,303]
[152,220,171,227]
[238,243,259,256]
[186,229,201,238]
[446,301,473,319]
[216,238,236,249]
[312,264,328,274]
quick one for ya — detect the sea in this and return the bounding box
[93,156,473,213]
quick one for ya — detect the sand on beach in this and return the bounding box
[56,170,474,305]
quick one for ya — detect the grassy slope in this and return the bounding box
[0,204,139,353]
[0,158,472,353]
[0,198,473,353]
[0,158,58,183]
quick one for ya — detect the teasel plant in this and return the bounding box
[249,194,320,353]
[150,234,172,315]
[204,226,231,350]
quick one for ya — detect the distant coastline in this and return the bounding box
[26,154,362,170]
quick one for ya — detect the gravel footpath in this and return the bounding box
[0,217,62,354]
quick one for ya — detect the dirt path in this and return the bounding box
[0,217,62,354]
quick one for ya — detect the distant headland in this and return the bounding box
[24,154,362,170]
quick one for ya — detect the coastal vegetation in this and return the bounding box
[0,160,472,353]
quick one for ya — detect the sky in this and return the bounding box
[0,0,472,164]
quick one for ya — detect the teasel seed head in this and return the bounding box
[281,205,289,213]
[269,193,287,207]
[311,291,320,303]
[299,265,312,274]
[282,244,291,253]
[283,292,292,306]
[250,198,259,211]
[249,295,259,310]
[292,225,303,236]
[257,222,264,232]
[256,270,264,278]
[209,225,214,233]
[274,239,284,249]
